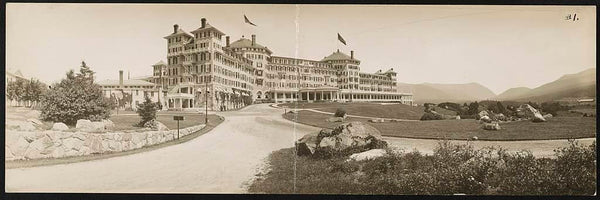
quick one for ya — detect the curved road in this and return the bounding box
[5,104,595,193]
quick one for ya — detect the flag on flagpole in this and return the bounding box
[244,15,257,26]
[337,33,347,45]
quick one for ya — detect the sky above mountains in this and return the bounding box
[6,4,595,94]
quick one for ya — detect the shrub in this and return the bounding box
[136,96,158,127]
[251,140,597,195]
[334,108,346,117]
[40,62,113,125]
[420,112,442,121]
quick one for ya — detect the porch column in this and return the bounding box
[274,91,278,103]
[313,91,316,101]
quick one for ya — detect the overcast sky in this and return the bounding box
[6,4,595,94]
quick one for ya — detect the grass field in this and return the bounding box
[110,113,217,130]
[283,110,596,141]
[279,102,455,120]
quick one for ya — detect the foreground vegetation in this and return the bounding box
[284,110,596,140]
[249,141,596,195]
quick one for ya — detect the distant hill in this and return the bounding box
[496,87,532,100]
[495,68,596,102]
[397,82,496,104]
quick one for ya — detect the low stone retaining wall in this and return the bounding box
[5,124,206,161]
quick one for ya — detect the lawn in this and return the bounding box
[279,102,455,120]
[284,110,596,141]
[109,113,216,130]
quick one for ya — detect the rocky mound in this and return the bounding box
[295,121,388,157]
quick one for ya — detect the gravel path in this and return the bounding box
[5,103,595,193]
[5,104,318,193]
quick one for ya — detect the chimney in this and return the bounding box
[173,24,179,33]
[226,36,230,47]
[119,70,124,87]
[351,50,354,59]
[251,34,256,46]
[337,49,340,53]
[201,18,206,28]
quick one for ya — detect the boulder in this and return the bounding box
[477,111,490,120]
[483,122,501,130]
[103,119,115,130]
[297,121,388,156]
[519,104,546,122]
[6,146,15,160]
[368,118,385,123]
[348,149,387,161]
[472,136,479,140]
[326,117,345,122]
[456,116,461,120]
[495,114,507,121]
[52,123,69,131]
[480,115,492,123]
[76,119,97,131]
[144,119,169,131]
[27,118,44,126]
[295,132,319,155]
[10,136,30,158]
[18,121,38,131]
[543,113,553,119]
[62,137,84,151]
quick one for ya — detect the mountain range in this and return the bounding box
[495,68,596,102]
[398,68,596,104]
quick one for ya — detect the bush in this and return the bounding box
[251,140,597,195]
[420,112,443,121]
[40,62,113,125]
[136,96,158,127]
[334,108,346,117]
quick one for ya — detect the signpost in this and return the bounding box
[173,115,184,139]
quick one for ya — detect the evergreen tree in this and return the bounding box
[497,101,506,115]
[468,101,480,115]
[136,95,158,126]
[6,79,26,106]
[40,61,113,125]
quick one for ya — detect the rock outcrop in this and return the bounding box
[480,115,492,123]
[347,149,387,161]
[519,104,546,122]
[51,123,69,131]
[483,122,501,130]
[295,121,388,157]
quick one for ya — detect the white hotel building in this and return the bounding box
[144,18,413,111]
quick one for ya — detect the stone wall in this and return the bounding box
[5,124,206,161]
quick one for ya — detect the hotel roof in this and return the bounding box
[321,50,359,62]
[229,37,272,54]
[164,28,193,39]
[97,79,155,87]
[190,23,225,35]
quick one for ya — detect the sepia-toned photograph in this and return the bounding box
[4,2,597,196]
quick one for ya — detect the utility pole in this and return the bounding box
[205,83,208,124]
